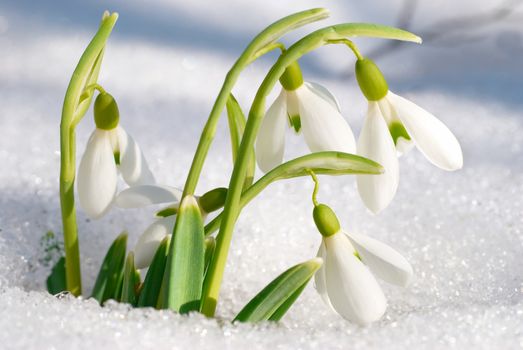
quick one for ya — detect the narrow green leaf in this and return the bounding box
[162,196,205,313]
[268,281,307,321]
[137,236,170,308]
[91,232,127,304]
[205,152,383,235]
[234,258,322,323]
[120,252,140,306]
[226,94,255,189]
[46,256,66,295]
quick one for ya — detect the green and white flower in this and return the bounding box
[313,204,412,325]
[355,58,463,213]
[77,93,155,219]
[256,61,356,173]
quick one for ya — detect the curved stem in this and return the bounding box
[201,23,421,316]
[59,13,118,296]
[326,38,363,60]
[181,8,330,197]
[308,170,320,206]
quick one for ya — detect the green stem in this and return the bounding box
[326,38,363,60]
[59,12,118,296]
[307,170,320,207]
[200,23,421,316]
[181,8,330,197]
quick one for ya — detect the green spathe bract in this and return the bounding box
[234,258,322,322]
[94,92,120,130]
[163,195,205,313]
[355,58,389,101]
[313,204,340,237]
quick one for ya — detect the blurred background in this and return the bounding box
[1,0,522,105]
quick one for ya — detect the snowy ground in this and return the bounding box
[0,1,522,349]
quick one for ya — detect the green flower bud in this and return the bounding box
[199,187,228,214]
[313,204,340,237]
[279,60,304,91]
[355,58,388,101]
[94,92,120,130]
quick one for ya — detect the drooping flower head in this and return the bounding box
[77,92,155,219]
[354,58,463,213]
[256,60,356,172]
[312,203,413,325]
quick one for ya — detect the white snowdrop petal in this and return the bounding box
[387,91,463,170]
[344,231,413,287]
[134,216,175,269]
[255,89,288,173]
[118,127,156,186]
[357,102,399,214]
[77,129,118,219]
[395,136,415,156]
[115,184,183,208]
[324,233,387,325]
[299,84,356,154]
[314,240,335,311]
[305,82,341,112]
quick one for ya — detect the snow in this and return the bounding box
[1,1,523,349]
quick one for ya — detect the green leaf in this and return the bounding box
[205,151,383,235]
[46,256,67,295]
[268,281,308,321]
[162,195,205,313]
[234,258,322,323]
[120,252,140,306]
[327,22,421,44]
[137,236,170,308]
[62,12,118,127]
[91,232,127,304]
[226,94,255,189]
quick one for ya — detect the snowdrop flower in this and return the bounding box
[115,185,226,269]
[312,203,413,325]
[77,92,155,219]
[256,61,356,172]
[354,58,463,213]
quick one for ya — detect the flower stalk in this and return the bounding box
[59,12,118,295]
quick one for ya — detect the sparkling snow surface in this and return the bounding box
[1,1,523,349]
